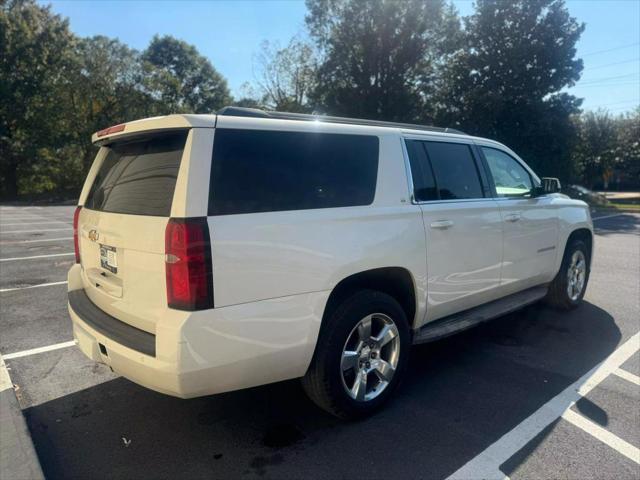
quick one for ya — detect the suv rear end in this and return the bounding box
[68,116,208,396]
[67,114,340,398]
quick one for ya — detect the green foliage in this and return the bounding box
[573,109,640,189]
[0,3,232,199]
[142,35,231,114]
[305,0,462,121]
[435,0,585,181]
[2,0,636,200]
[0,0,77,198]
[69,36,150,170]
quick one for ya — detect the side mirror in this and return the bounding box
[534,177,561,196]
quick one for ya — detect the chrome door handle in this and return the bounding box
[430,220,454,229]
[505,213,521,222]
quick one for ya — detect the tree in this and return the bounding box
[573,111,618,189]
[0,0,77,198]
[255,38,316,112]
[141,35,231,114]
[435,0,584,181]
[614,108,640,188]
[69,36,151,170]
[305,0,462,121]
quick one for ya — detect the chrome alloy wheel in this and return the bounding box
[340,313,400,402]
[567,250,587,301]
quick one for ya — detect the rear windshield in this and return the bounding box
[85,132,188,216]
[209,129,379,215]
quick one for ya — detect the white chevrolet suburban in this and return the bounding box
[68,107,593,419]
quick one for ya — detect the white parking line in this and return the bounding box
[612,368,640,386]
[562,409,640,464]
[0,355,13,392]
[3,340,77,360]
[0,252,75,262]
[0,281,68,293]
[0,237,72,245]
[0,221,70,226]
[0,228,72,234]
[446,332,640,480]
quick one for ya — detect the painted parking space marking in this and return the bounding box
[0,355,12,392]
[0,253,75,262]
[3,340,77,361]
[0,221,70,226]
[446,332,640,480]
[0,281,68,293]
[562,409,640,464]
[0,228,72,234]
[612,368,640,386]
[0,237,73,245]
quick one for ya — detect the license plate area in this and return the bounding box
[100,244,118,274]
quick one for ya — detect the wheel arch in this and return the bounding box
[565,228,593,268]
[322,267,418,331]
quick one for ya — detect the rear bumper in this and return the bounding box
[67,264,329,398]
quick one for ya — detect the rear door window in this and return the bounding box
[423,142,484,200]
[85,132,187,216]
[209,129,379,215]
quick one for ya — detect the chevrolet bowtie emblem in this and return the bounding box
[88,229,99,242]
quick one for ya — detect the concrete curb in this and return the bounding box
[0,354,44,480]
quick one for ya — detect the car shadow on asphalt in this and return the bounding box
[593,214,640,236]
[25,301,620,480]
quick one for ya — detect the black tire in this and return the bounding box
[546,239,590,310]
[301,289,410,420]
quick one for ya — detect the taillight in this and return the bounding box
[73,206,82,263]
[165,218,213,310]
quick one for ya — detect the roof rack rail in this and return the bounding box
[216,106,466,135]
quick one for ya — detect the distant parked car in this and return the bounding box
[67,107,594,419]
[563,184,610,208]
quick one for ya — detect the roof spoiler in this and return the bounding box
[216,106,466,135]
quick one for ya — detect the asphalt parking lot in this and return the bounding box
[1,205,638,480]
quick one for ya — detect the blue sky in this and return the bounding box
[46,0,639,114]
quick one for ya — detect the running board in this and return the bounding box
[412,285,549,345]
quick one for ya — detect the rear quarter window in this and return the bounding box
[209,129,379,215]
[85,132,188,217]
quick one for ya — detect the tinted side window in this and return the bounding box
[209,129,379,215]
[481,147,532,197]
[85,132,187,216]
[424,142,484,200]
[405,140,438,201]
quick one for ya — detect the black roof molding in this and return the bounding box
[216,106,466,135]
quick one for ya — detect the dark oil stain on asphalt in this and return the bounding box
[70,402,92,418]
[243,424,305,476]
[249,453,284,476]
[262,423,305,448]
